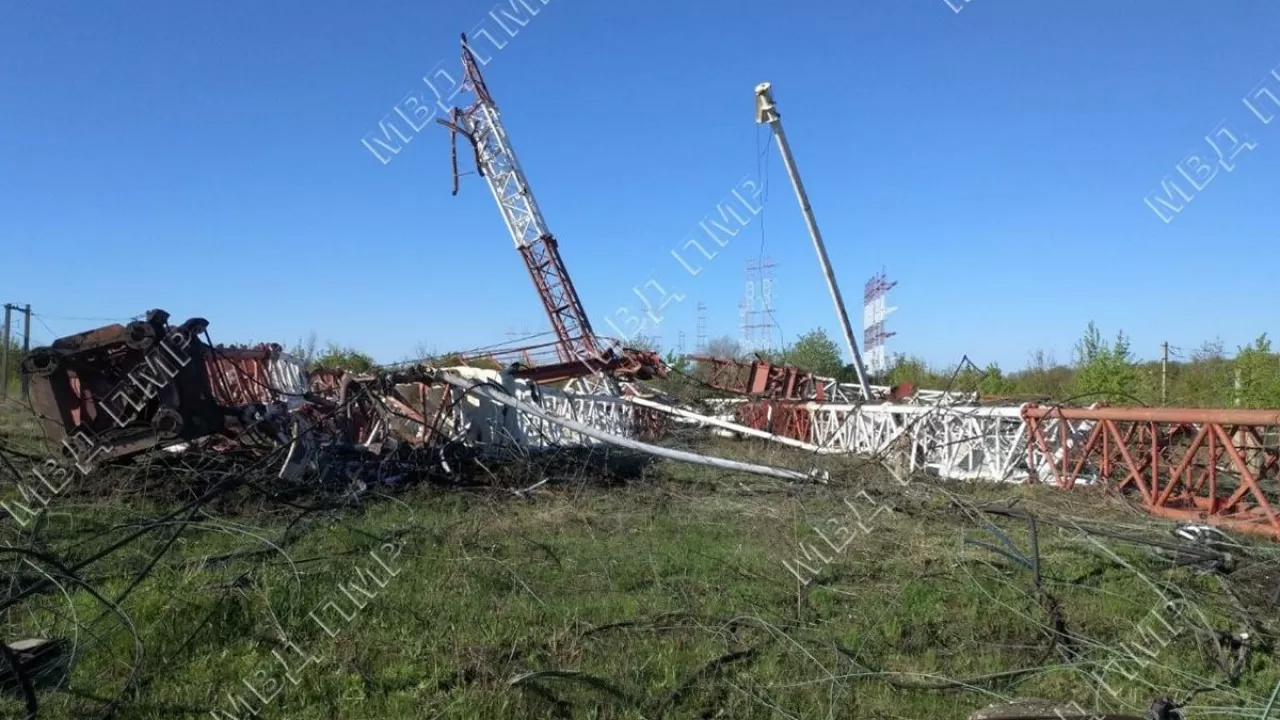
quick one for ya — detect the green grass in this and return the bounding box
[2,428,1279,719]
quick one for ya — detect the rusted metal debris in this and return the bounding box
[687,354,956,404]
[16,311,803,492]
[22,310,311,472]
[429,337,665,385]
[17,314,1280,544]
[509,346,664,384]
[0,638,67,694]
[689,354,832,400]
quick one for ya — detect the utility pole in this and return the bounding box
[1160,341,1168,406]
[754,82,872,400]
[20,305,30,400]
[1,304,10,401]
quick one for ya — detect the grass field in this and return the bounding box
[3,403,1280,720]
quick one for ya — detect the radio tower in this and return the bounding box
[740,258,774,352]
[696,302,708,351]
[863,270,898,377]
[758,256,778,350]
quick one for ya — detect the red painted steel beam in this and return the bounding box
[508,348,664,384]
[204,344,282,408]
[1023,404,1280,540]
[686,355,827,401]
[1024,405,1280,425]
[435,339,662,384]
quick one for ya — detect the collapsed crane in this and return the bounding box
[437,35,660,384]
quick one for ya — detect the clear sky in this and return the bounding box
[2,0,1277,371]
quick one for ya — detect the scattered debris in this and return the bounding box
[12,311,1280,540]
[968,698,1147,720]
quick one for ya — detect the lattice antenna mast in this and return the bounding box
[440,34,599,364]
[696,302,708,351]
[740,258,758,350]
[759,256,778,350]
[863,270,898,376]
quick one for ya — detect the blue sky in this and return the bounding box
[2,0,1277,371]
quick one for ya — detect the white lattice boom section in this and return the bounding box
[800,403,1095,483]
[339,360,1280,540]
[446,35,598,364]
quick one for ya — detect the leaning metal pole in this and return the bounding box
[754,82,872,400]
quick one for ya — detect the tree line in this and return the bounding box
[692,323,1279,409]
[297,321,1280,410]
[889,322,1279,409]
[5,323,1276,410]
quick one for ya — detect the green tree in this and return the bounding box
[1072,321,1138,402]
[1168,340,1232,407]
[783,328,843,377]
[625,333,661,353]
[885,354,935,389]
[752,345,787,366]
[733,329,1275,409]
[289,331,318,366]
[1234,333,1280,408]
[664,349,690,375]
[957,361,1013,394]
[943,359,1012,397]
[976,362,1014,397]
[312,343,376,373]
[835,363,864,384]
[703,335,743,360]
[950,361,982,393]
[1014,348,1071,400]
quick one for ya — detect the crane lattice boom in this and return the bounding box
[440,34,598,365]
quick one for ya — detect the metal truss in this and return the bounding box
[734,402,1043,481]
[688,354,975,405]
[727,399,1279,539]
[818,377,975,406]
[1024,406,1280,537]
[34,311,1272,541]
[352,369,637,452]
[513,386,635,446]
[205,345,308,410]
[442,35,598,364]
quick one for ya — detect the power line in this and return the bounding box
[31,313,59,342]
[32,313,132,323]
